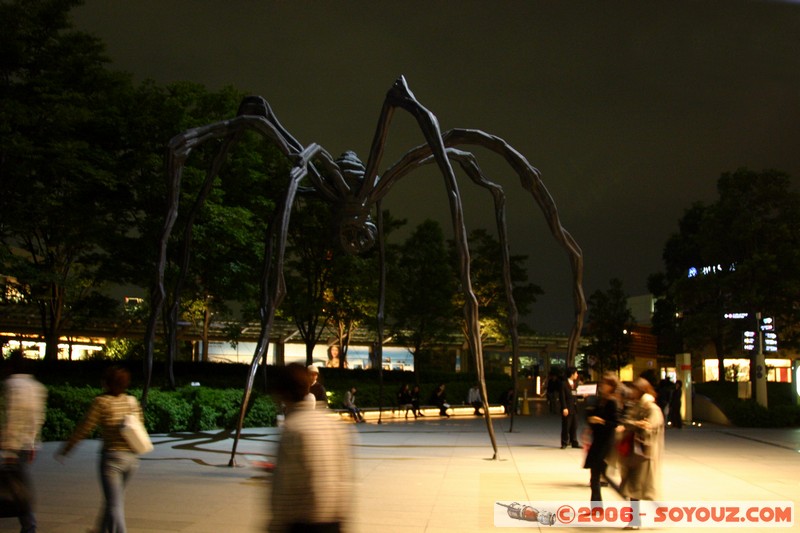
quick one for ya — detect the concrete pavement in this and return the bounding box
[5,402,799,532]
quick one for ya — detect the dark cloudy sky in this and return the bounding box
[72,1,800,333]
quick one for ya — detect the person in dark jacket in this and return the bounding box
[559,367,580,448]
[428,383,450,417]
[669,380,683,429]
[583,372,622,503]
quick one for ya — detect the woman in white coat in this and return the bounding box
[618,377,665,529]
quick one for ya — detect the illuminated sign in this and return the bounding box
[724,312,750,319]
[743,331,756,351]
[760,316,775,331]
[687,262,736,278]
[764,332,778,352]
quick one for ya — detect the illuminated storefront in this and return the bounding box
[702,357,792,382]
[1,338,104,360]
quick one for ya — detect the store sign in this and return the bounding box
[743,331,757,351]
[764,332,778,352]
[687,262,736,278]
[724,312,749,320]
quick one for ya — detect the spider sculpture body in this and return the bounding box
[144,76,586,463]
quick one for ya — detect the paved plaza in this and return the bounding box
[4,401,799,532]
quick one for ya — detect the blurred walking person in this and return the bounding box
[268,363,353,532]
[583,372,621,504]
[1,351,47,533]
[56,366,144,533]
[617,377,665,529]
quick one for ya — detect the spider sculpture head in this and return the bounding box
[237,96,376,255]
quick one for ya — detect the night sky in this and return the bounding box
[71,1,800,333]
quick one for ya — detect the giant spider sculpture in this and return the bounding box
[144,76,586,464]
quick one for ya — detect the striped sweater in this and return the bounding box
[63,393,144,454]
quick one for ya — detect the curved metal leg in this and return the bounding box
[373,77,499,458]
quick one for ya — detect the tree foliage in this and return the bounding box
[0,0,138,359]
[584,278,634,374]
[450,229,541,345]
[387,219,459,373]
[649,168,800,380]
[0,0,287,365]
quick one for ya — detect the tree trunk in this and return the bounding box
[201,302,211,363]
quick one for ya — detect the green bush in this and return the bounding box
[39,384,280,440]
[138,389,192,433]
[244,395,278,427]
[42,385,102,441]
[46,385,101,421]
[41,408,78,441]
[178,387,243,430]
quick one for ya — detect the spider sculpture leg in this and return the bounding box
[374,130,586,436]
[362,77,499,458]
[144,106,308,405]
[440,129,587,368]
[377,128,586,370]
[142,101,342,431]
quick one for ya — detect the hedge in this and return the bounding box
[41,385,278,441]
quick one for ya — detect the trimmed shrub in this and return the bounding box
[178,387,243,430]
[140,389,192,433]
[244,395,278,427]
[40,384,279,440]
[42,408,78,442]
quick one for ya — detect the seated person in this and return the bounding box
[467,383,482,415]
[396,384,415,418]
[411,385,424,417]
[343,387,365,423]
[428,383,450,417]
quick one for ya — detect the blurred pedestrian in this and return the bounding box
[307,365,327,408]
[617,377,665,529]
[268,363,353,532]
[498,387,515,415]
[669,380,683,429]
[1,350,47,533]
[55,366,144,533]
[583,372,621,503]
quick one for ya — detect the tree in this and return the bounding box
[584,278,634,374]
[387,219,459,376]
[450,229,542,347]
[0,0,140,360]
[281,195,337,364]
[325,210,405,368]
[650,168,800,381]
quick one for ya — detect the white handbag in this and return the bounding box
[120,396,153,454]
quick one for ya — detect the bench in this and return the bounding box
[333,404,506,421]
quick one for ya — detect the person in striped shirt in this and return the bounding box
[268,363,354,533]
[56,366,144,533]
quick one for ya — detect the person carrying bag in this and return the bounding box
[56,366,147,533]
